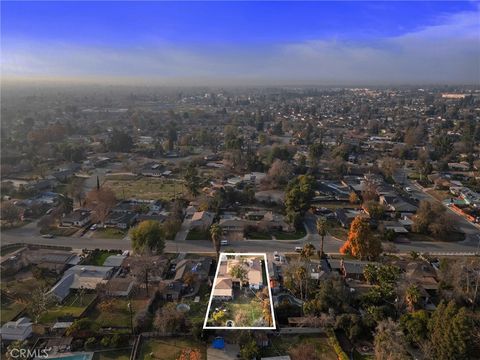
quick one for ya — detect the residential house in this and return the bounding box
[190,211,214,230]
[379,194,417,213]
[61,209,91,227]
[0,318,33,341]
[105,277,135,297]
[103,254,127,268]
[329,259,375,281]
[48,265,114,302]
[173,257,212,283]
[104,211,137,229]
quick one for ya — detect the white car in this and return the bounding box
[405,187,413,192]
[220,240,229,246]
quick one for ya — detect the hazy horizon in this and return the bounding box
[2,1,479,86]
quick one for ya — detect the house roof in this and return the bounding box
[213,277,233,297]
[103,254,127,267]
[0,317,32,340]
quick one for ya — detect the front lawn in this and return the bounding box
[40,226,79,236]
[246,231,272,240]
[186,229,209,240]
[273,230,306,240]
[139,338,206,360]
[88,298,149,328]
[93,228,126,239]
[84,250,122,266]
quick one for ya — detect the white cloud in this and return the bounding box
[2,6,479,85]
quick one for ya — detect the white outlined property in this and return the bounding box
[203,253,276,329]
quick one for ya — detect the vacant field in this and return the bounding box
[139,338,206,360]
[88,298,149,327]
[39,293,97,324]
[104,177,187,201]
[263,334,337,360]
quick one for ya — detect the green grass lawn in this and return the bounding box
[88,298,149,327]
[246,231,272,239]
[93,348,132,360]
[182,283,210,323]
[263,334,337,360]
[84,250,121,266]
[40,226,79,236]
[93,228,126,239]
[139,338,206,360]
[273,230,306,240]
[39,293,97,324]
[1,298,25,325]
[104,177,187,201]
[186,229,209,240]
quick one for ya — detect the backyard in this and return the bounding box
[92,348,132,360]
[138,338,206,360]
[39,293,97,324]
[88,297,149,328]
[262,334,337,360]
[103,177,187,201]
[207,291,268,328]
[1,296,25,324]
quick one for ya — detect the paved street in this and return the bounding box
[2,221,479,255]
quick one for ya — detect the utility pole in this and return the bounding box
[127,302,134,335]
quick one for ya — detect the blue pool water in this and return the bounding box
[48,353,94,360]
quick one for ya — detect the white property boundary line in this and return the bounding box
[203,252,277,330]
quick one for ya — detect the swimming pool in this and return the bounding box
[46,353,94,360]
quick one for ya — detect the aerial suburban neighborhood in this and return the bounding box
[1,1,480,360]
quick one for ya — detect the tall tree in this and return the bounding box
[340,216,382,260]
[374,319,410,360]
[428,301,472,360]
[130,220,165,254]
[184,163,201,197]
[85,187,117,223]
[210,223,222,259]
[316,217,328,258]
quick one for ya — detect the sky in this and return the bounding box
[1,1,479,86]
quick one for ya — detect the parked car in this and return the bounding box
[220,240,229,246]
[90,224,98,231]
[294,246,302,253]
[41,234,54,238]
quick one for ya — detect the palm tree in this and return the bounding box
[210,223,222,259]
[405,284,421,312]
[316,217,328,258]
